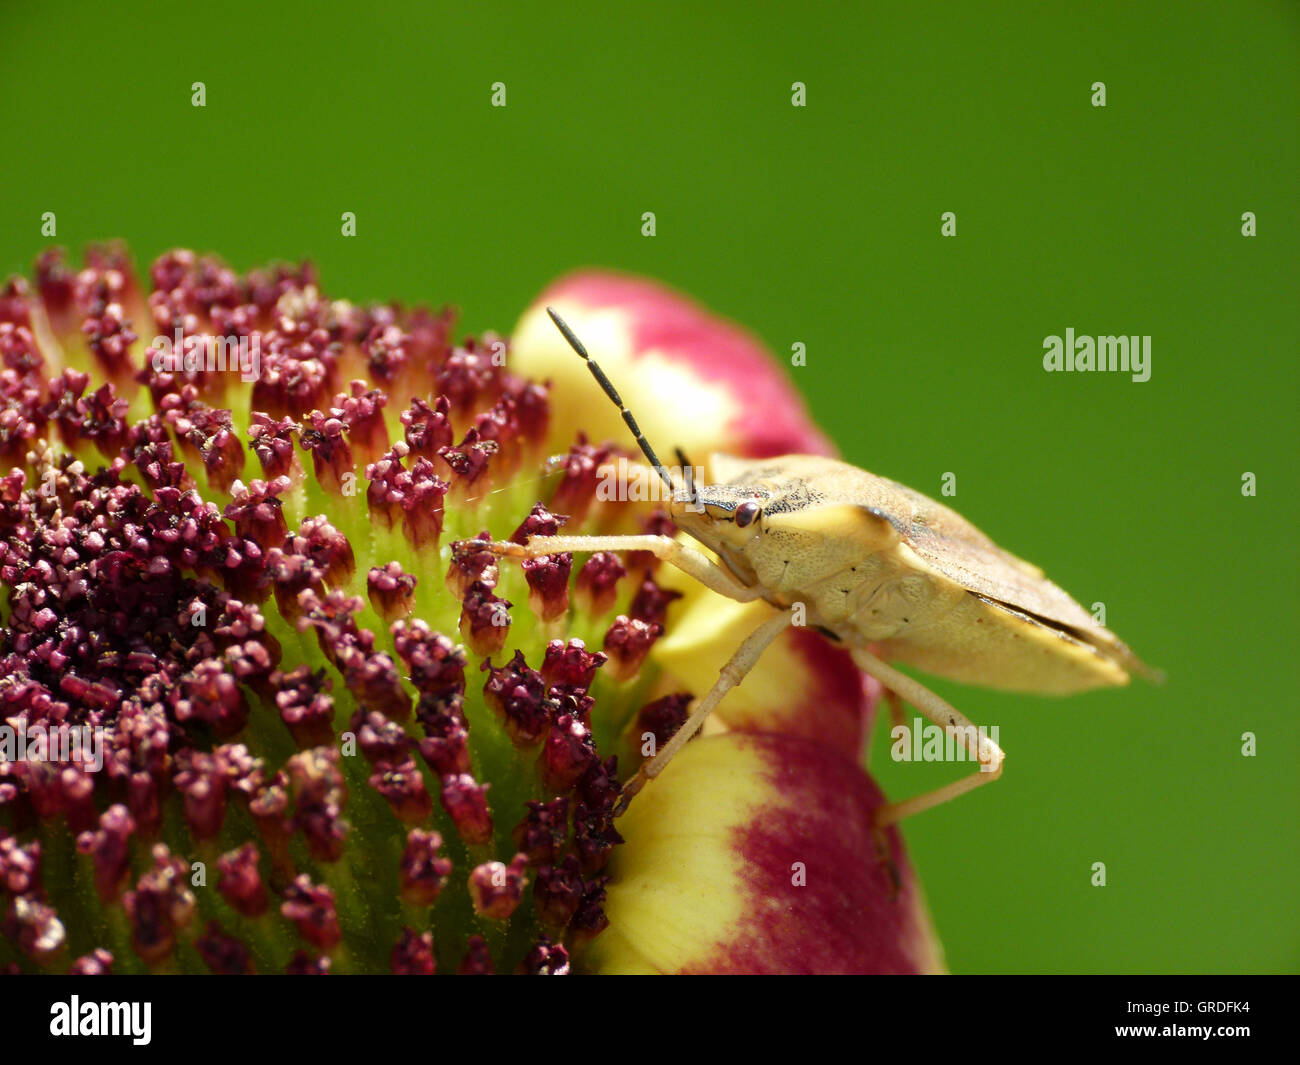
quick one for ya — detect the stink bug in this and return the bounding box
[490,308,1159,825]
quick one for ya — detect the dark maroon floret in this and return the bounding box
[439,774,493,845]
[122,844,195,964]
[361,325,410,389]
[329,381,389,466]
[502,378,549,446]
[523,552,572,621]
[446,532,498,599]
[534,856,585,928]
[391,928,436,975]
[216,842,269,917]
[541,638,607,691]
[438,427,498,490]
[295,588,366,669]
[400,829,453,907]
[281,874,341,951]
[369,757,432,824]
[299,408,354,495]
[272,665,337,748]
[338,643,411,721]
[629,578,683,628]
[35,248,75,326]
[512,797,570,866]
[391,620,465,700]
[0,279,32,328]
[517,936,570,975]
[575,551,627,615]
[4,895,65,962]
[353,708,410,764]
[482,650,552,746]
[196,922,254,974]
[540,713,597,793]
[0,836,42,897]
[603,615,663,681]
[400,395,454,460]
[468,854,529,920]
[68,948,114,975]
[170,658,249,736]
[248,413,302,482]
[570,876,611,941]
[285,951,331,975]
[510,501,568,545]
[636,693,693,754]
[251,329,337,420]
[578,755,622,814]
[162,392,245,492]
[436,340,502,415]
[415,694,471,775]
[81,298,138,383]
[457,935,494,975]
[573,802,623,873]
[224,476,291,545]
[367,561,417,620]
[286,748,349,863]
[365,446,448,549]
[458,581,511,656]
[173,749,228,841]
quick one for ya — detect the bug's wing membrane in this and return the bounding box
[905,500,1096,629]
[891,484,1157,680]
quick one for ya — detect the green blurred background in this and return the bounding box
[1,0,1295,973]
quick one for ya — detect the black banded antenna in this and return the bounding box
[546,306,693,503]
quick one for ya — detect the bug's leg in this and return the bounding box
[885,688,906,732]
[488,534,763,603]
[865,687,907,769]
[615,608,794,816]
[849,646,1005,827]
[857,686,910,893]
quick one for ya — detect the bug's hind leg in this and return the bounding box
[849,645,1005,827]
[615,608,794,816]
[865,686,907,768]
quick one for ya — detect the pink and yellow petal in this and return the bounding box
[511,271,832,460]
[584,732,944,975]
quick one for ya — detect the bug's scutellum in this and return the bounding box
[490,309,1159,826]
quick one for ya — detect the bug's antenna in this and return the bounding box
[546,306,688,502]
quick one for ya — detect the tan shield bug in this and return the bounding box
[489,308,1159,825]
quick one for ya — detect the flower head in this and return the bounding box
[0,249,940,973]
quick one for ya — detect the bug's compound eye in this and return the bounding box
[734,500,762,528]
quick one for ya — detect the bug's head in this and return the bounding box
[673,452,907,583]
[666,473,770,555]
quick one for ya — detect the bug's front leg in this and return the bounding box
[487,534,763,603]
[616,607,794,815]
